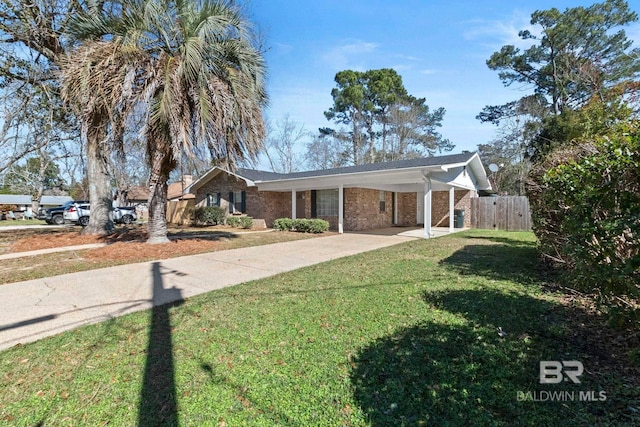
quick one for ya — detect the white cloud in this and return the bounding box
[421,69,437,75]
[396,54,422,62]
[463,9,538,53]
[391,64,413,72]
[271,42,293,56]
[321,40,379,71]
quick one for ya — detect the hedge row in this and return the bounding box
[273,218,329,233]
[527,126,640,325]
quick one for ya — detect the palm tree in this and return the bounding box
[60,40,134,236]
[61,0,267,243]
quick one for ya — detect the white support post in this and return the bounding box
[449,186,455,233]
[393,192,398,225]
[291,190,296,220]
[424,176,432,239]
[338,185,344,234]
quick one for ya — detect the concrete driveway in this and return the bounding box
[0,232,416,351]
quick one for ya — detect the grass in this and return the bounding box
[0,230,638,426]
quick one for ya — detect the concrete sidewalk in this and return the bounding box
[0,232,416,351]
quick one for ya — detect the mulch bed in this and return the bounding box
[7,226,239,261]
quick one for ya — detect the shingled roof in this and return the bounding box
[237,152,476,182]
[235,169,288,182]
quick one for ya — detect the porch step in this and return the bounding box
[253,218,267,229]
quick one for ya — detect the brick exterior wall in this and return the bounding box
[192,172,289,227]
[286,188,393,231]
[432,190,473,228]
[344,188,393,231]
[191,170,475,230]
[397,192,418,226]
[396,190,474,228]
[249,190,289,227]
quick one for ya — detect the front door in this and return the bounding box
[416,192,424,224]
[296,192,306,219]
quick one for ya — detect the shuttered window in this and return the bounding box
[206,193,220,207]
[229,191,246,213]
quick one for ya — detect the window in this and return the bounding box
[229,191,246,213]
[379,190,386,212]
[316,189,338,216]
[206,193,220,207]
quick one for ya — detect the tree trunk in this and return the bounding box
[147,140,175,244]
[83,114,114,235]
[31,149,48,216]
[366,116,375,163]
[352,118,359,165]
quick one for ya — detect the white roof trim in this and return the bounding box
[188,153,492,195]
[186,167,256,194]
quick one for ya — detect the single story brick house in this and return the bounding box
[0,195,73,217]
[185,152,492,238]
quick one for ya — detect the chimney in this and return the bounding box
[181,175,193,192]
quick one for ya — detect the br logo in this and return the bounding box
[539,361,584,384]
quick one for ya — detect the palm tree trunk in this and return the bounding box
[147,141,174,244]
[83,114,115,235]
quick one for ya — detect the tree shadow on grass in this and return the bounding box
[137,262,184,427]
[438,235,546,286]
[350,288,623,426]
[351,237,630,426]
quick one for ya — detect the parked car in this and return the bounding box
[38,200,88,225]
[63,203,137,226]
[63,202,91,226]
[112,206,137,224]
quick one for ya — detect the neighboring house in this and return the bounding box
[0,195,72,216]
[168,175,195,201]
[120,186,149,206]
[117,185,150,220]
[184,152,492,238]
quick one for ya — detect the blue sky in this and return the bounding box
[248,0,640,157]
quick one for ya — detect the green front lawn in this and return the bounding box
[1,230,637,426]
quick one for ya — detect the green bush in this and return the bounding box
[241,217,254,229]
[227,216,253,229]
[274,218,329,233]
[295,219,330,233]
[190,206,227,226]
[527,124,640,323]
[273,218,294,231]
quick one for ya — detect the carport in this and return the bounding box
[254,152,492,238]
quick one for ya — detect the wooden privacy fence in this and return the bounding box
[471,196,532,231]
[167,200,195,225]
